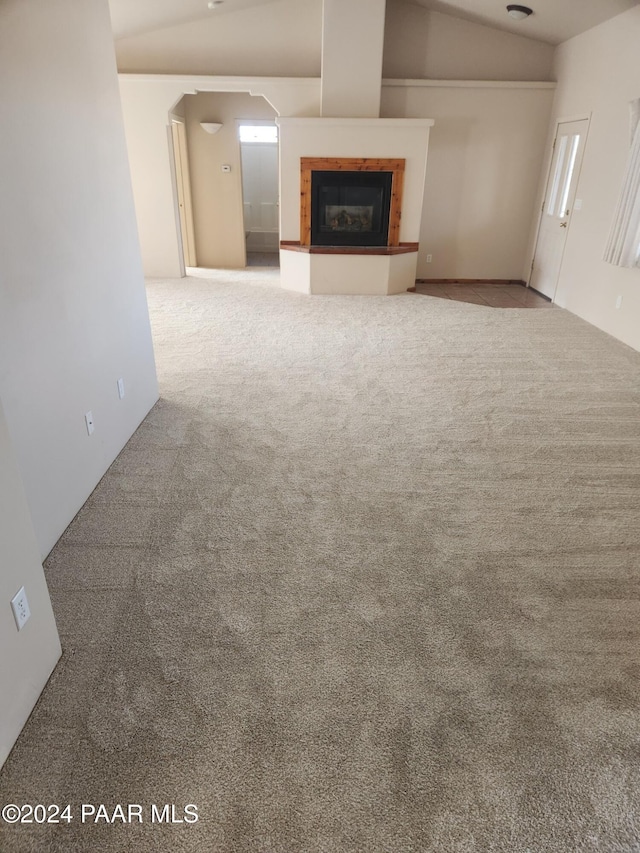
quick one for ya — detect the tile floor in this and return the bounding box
[411,282,552,308]
[246,251,280,268]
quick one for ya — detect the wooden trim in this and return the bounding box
[300,168,312,248]
[301,157,405,173]
[299,157,406,248]
[389,168,404,247]
[280,241,418,256]
[416,278,527,286]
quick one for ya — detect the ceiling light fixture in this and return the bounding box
[207,0,224,8]
[506,4,533,20]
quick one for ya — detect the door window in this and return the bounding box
[547,133,580,219]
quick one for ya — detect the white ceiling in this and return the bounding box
[108,0,639,45]
[418,0,640,45]
[108,0,280,40]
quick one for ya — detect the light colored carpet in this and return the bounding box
[1,269,640,852]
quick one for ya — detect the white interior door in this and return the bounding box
[171,121,197,268]
[530,119,589,300]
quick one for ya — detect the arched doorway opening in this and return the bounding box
[169,92,279,271]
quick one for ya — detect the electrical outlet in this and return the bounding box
[11,586,31,631]
[615,295,623,309]
[426,254,433,263]
[85,411,94,435]
[117,378,125,399]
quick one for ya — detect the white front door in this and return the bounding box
[530,119,589,300]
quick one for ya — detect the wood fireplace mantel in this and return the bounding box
[299,157,406,248]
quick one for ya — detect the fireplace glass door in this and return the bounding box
[311,171,393,247]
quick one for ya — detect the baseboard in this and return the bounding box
[415,278,527,286]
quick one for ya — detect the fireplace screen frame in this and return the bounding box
[300,158,405,248]
[311,170,393,247]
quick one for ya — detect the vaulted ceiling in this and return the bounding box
[108,0,639,45]
[108,0,279,40]
[421,0,639,44]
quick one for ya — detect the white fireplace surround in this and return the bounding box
[276,117,433,295]
[277,117,434,295]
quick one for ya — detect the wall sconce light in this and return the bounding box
[507,5,533,20]
[200,122,223,134]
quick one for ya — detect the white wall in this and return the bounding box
[0,0,158,556]
[381,81,555,279]
[321,0,386,117]
[120,78,192,278]
[383,4,554,82]
[115,0,322,77]
[523,7,640,351]
[0,398,61,769]
[170,96,186,121]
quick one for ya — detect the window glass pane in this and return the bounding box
[239,125,278,143]
[558,134,580,218]
[547,135,568,217]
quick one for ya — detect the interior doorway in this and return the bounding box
[239,122,280,267]
[167,93,279,271]
[530,118,589,300]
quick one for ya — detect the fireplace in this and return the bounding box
[311,170,392,247]
[277,117,433,295]
[299,157,406,249]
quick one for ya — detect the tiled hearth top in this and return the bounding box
[280,241,419,255]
